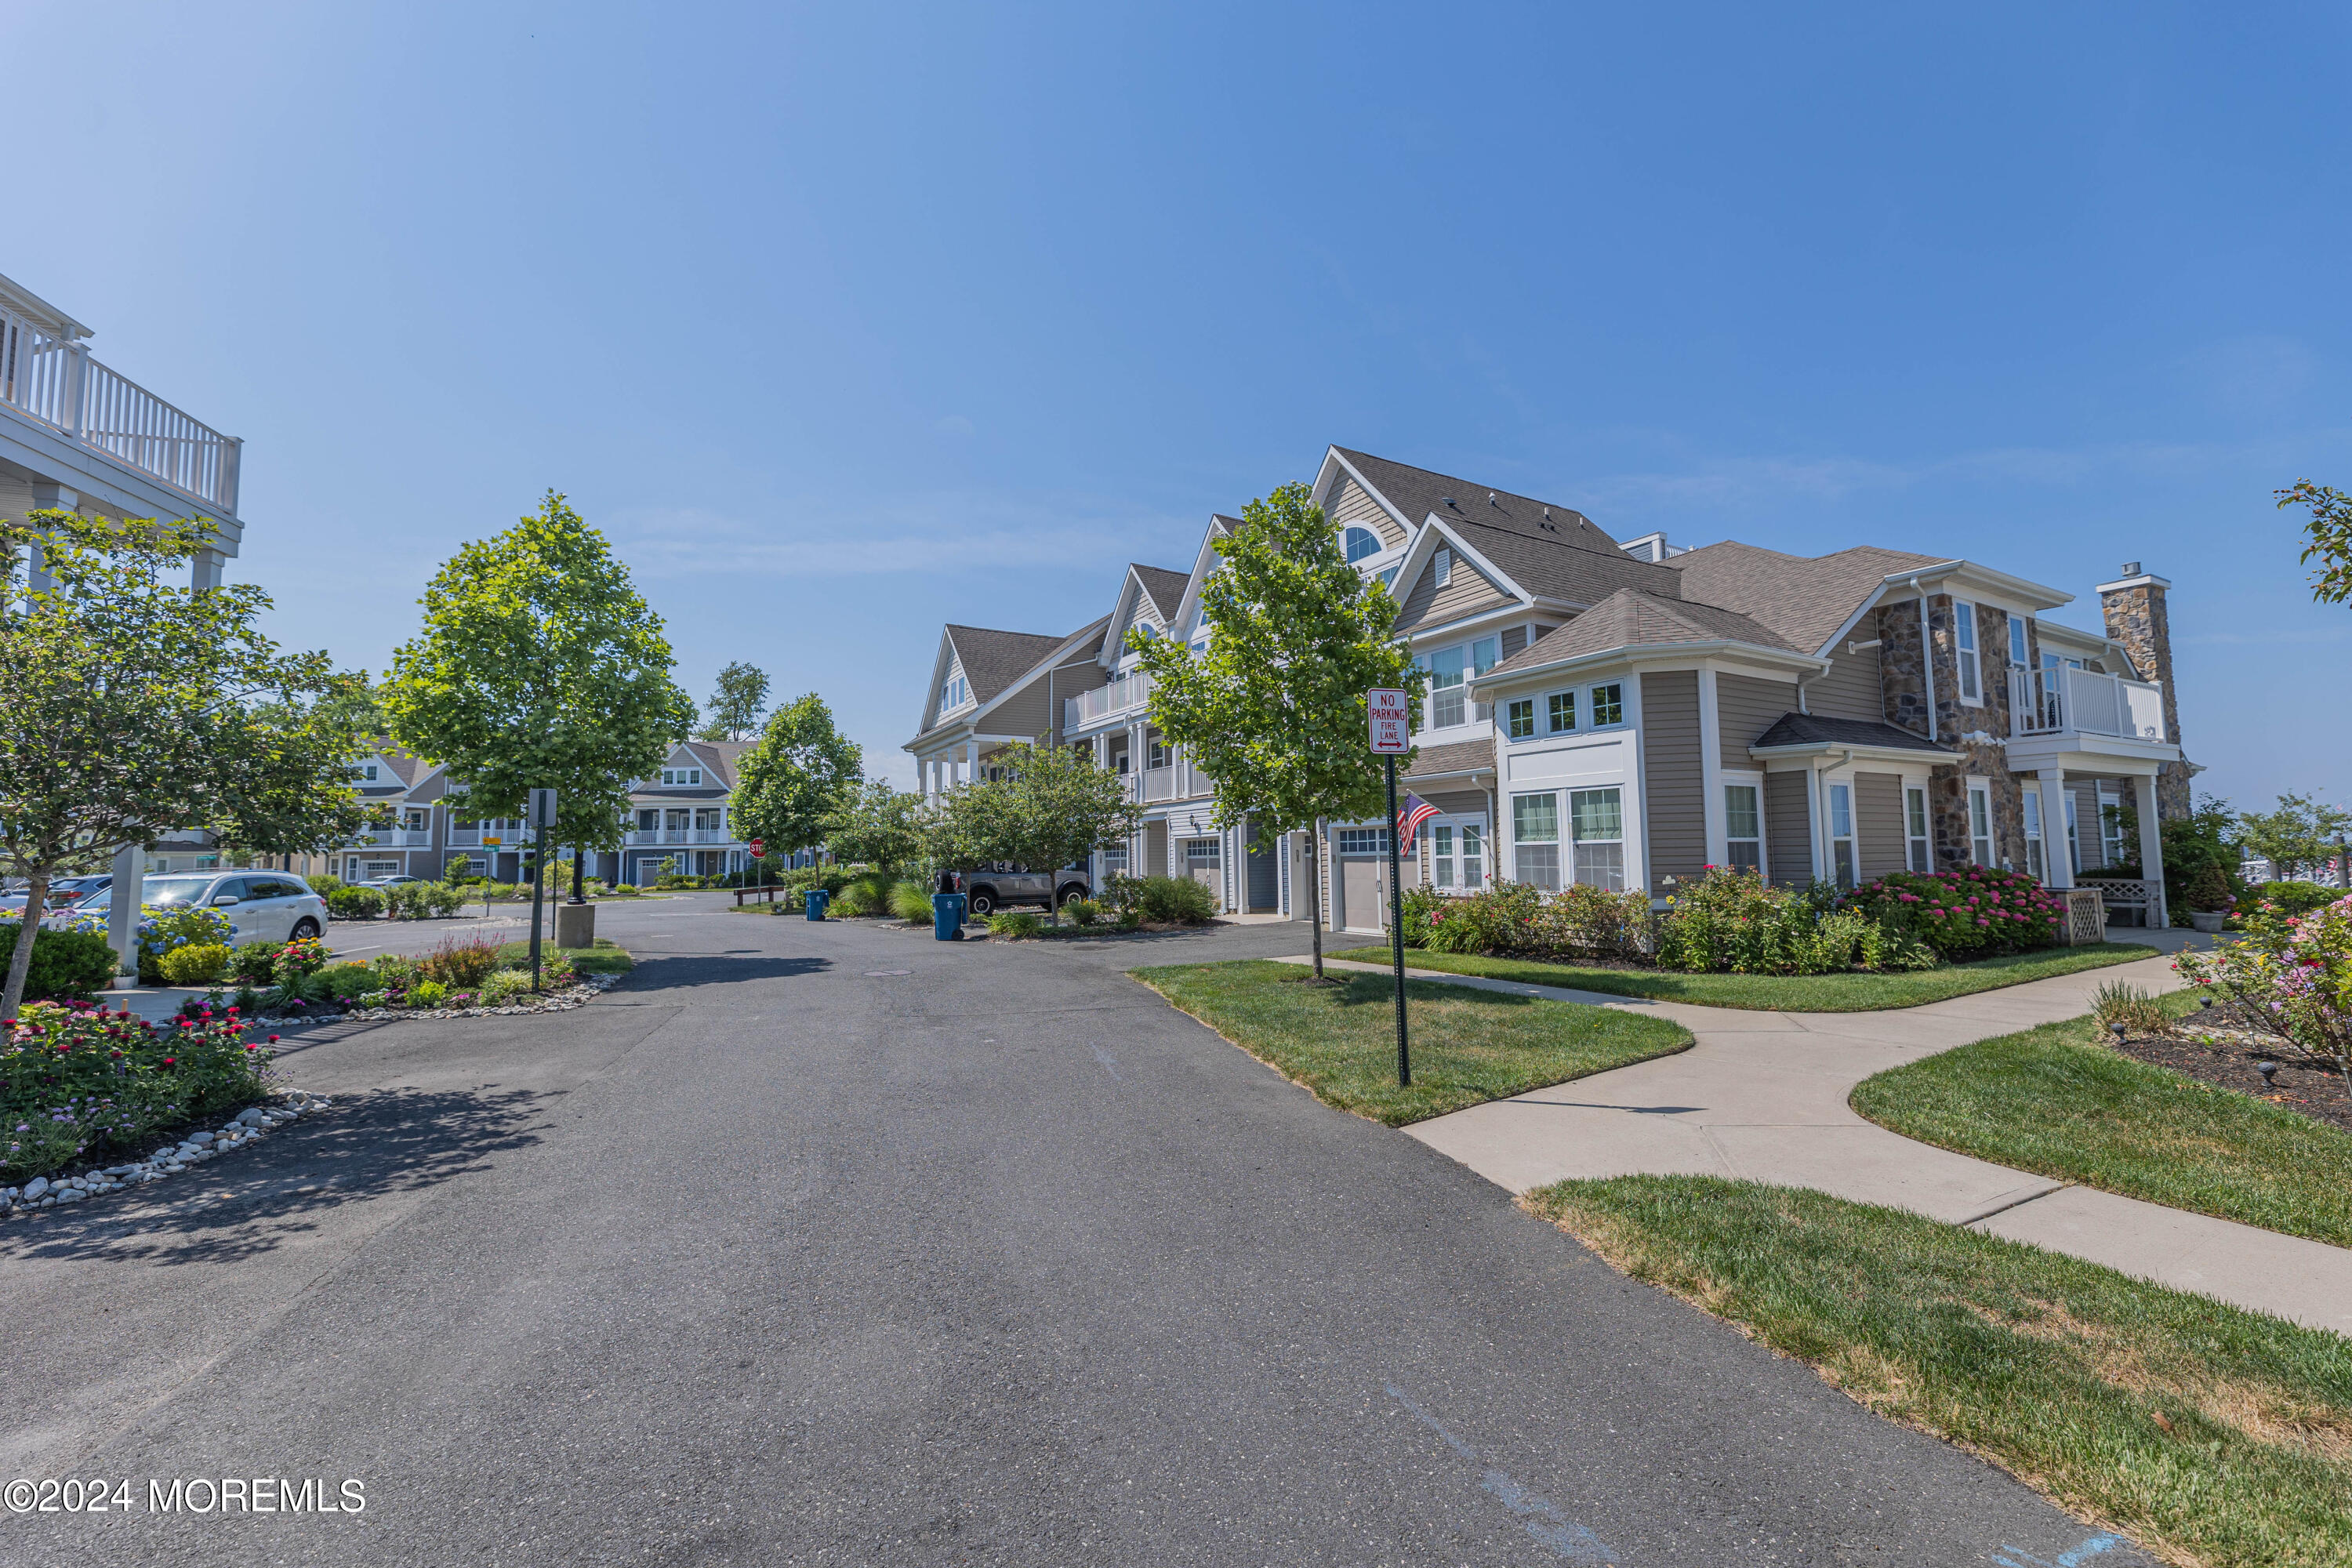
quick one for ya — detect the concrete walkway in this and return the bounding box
[1286,949,2352,1335]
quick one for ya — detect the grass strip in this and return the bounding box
[1853,989,2352,1247]
[493,937,634,975]
[1327,942,2156,1012]
[1132,958,1691,1125]
[1527,1175,2352,1568]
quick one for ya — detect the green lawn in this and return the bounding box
[1132,958,1691,1125]
[494,937,634,975]
[1529,1176,2352,1568]
[1853,989,2352,1247]
[1327,941,2157,1012]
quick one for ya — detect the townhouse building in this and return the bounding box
[907,446,2190,933]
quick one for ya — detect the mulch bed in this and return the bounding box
[2113,1012,2352,1134]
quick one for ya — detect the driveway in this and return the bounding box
[5,905,2151,1565]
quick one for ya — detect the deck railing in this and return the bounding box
[2009,666,2166,742]
[0,307,240,512]
[1065,670,1155,732]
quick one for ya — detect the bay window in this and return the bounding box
[1569,787,1624,891]
[1512,793,1561,891]
[1419,636,1500,729]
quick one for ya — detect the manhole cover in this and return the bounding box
[863,969,911,977]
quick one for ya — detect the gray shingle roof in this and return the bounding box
[1442,516,1686,610]
[1749,713,1954,754]
[1334,448,1627,550]
[1482,588,1796,680]
[1131,565,1192,623]
[1404,736,1497,780]
[945,624,1076,706]
[1666,543,1943,657]
[681,740,750,789]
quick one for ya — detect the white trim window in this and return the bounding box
[1969,779,1995,866]
[1432,821,1486,890]
[939,673,970,714]
[1419,636,1500,730]
[1955,602,1984,704]
[353,761,381,783]
[1506,697,1535,740]
[1588,682,1625,727]
[1828,782,1857,887]
[1723,782,1762,873]
[2009,613,2029,669]
[1546,689,1576,735]
[1906,786,1932,873]
[1512,793,1561,891]
[1343,526,1381,563]
[659,767,705,786]
[2098,786,2125,867]
[1337,826,1392,855]
[1569,787,1625,891]
[2064,793,2082,875]
[2023,789,2045,881]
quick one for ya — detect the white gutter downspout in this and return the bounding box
[1910,576,1937,743]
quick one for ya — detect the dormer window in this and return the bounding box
[1343,526,1381,563]
[659,768,704,786]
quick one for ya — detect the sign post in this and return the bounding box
[1367,687,1412,1087]
[528,789,557,993]
[749,839,766,900]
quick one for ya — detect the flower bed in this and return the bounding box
[4,1000,275,1182]
[2174,889,2352,1094]
[1841,866,2067,958]
[4,1087,333,1218]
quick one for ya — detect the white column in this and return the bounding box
[1697,668,1726,867]
[965,739,978,784]
[107,840,141,981]
[2132,771,2165,927]
[2038,768,2073,888]
[1809,761,1830,883]
[191,548,225,591]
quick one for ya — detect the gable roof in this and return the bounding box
[678,740,749,789]
[1437,516,1686,610]
[1332,448,1626,551]
[1482,588,1799,680]
[944,624,1073,706]
[1666,543,1942,657]
[1131,564,1191,624]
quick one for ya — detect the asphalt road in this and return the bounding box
[5,898,2151,1566]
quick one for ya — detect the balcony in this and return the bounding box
[349,828,432,848]
[1142,766,1175,803]
[0,297,241,514]
[2009,666,2167,743]
[626,828,733,847]
[1065,670,1155,732]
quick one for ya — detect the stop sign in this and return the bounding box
[749,839,765,858]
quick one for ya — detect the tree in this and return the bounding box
[383,492,691,893]
[2238,792,2352,887]
[697,662,771,743]
[1127,481,1417,976]
[731,693,862,862]
[0,511,370,1022]
[928,743,1142,924]
[822,779,928,880]
[2276,480,2352,607]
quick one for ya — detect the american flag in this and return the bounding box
[1396,792,1439,854]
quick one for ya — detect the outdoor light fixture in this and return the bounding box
[2109,1021,2129,1044]
[2257,1061,2279,1087]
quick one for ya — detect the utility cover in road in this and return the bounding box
[1367,687,1410,753]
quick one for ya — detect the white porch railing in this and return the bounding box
[1065,670,1155,732]
[349,828,432,848]
[1142,766,1175,803]
[626,828,733,847]
[0,307,241,512]
[2009,666,2166,742]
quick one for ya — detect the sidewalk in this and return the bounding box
[1282,948,2352,1335]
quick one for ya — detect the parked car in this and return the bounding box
[954,863,1093,918]
[0,877,108,918]
[363,875,421,887]
[138,873,328,944]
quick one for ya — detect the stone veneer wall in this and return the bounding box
[1878,594,2032,871]
[1928,739,2028,873]
[2100,579,2193,818]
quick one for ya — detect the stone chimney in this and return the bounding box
[2097,562,2190,817]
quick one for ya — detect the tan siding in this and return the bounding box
[1717,673,1798,762]
[1808,645,1886,722]
[1855,771,1907,879]
[990,676,1051,744]
[1500,625,1526,659]
[1328,474,1406,550]
[1397,548,1515,632]
[1641,671,1705,886]
[1424,789,1487,817]
[1766,772,1812,885]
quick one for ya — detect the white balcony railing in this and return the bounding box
[2009,666,2167,742]
[349,827,432,848]
[626,828,733,847]
[1142,766,1175,803]
[1065,670,1155,732]
[0,307,241,512]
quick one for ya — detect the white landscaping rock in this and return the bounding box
[23,1178,49,1200]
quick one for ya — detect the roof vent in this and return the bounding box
[1487,492,1497,506]
[2121,561,2141,576]
[1440,496,1455,507]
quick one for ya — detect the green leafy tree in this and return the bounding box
[382,492,692,892]
[732,694,862,861]
[697,662,771,742]
[0,511,369,1021]
[2238,791,2352,886]
[822,779,928,880]
[2276,480,2352,607]
[930,743,1142,924]
[1127,481,1417,976]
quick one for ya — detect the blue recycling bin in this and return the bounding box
[805,888,829,920]
[931,892,967,940]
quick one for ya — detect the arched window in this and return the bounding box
[1343,525,1381,563]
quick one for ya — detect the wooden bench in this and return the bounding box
[733,884,792,908]
[2079,877,2161,928]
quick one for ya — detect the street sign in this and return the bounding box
[748,839,765,858]
[1367,688,1410,753]
[528,788,558,829]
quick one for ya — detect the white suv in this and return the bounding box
[138,873,328,946]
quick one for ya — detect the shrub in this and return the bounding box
[830,872,894,917]
[275,937,330,980]
[2184,862,2234,914]
[0,921,120,1004]
[387,881,463,920]
[1065,898,1102,927]
[3,1003,270,1181]
[325,885,387,920]
[1841,866,2064,959]
[1414,880,1655,964]
[2176,891,2351,1089]
[419,935,502,989]
[313,963,377,1005]
[1133,876,1214,925]
[159,943,233,987]
[2244,880,2342,919]
[310,873,345,895]
[891,880,935,923]
[230,940,280,985]
[988,910,1042,940]
[2090,980,2169,1037]
[479,969,533,1006]
[136,905,234,982]
[408,979,448,1009]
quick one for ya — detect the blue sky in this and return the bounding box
[9,2,2348,804]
